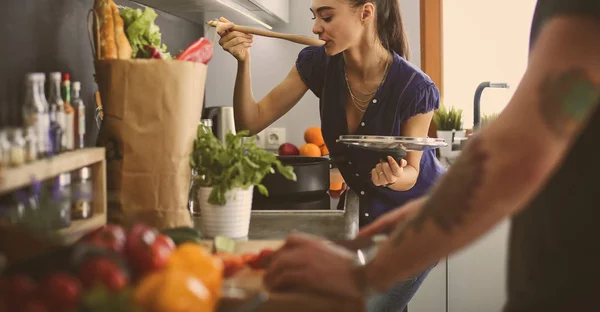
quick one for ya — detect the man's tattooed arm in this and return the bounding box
[362,16,600,292]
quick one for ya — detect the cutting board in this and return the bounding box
[207,240,365,312]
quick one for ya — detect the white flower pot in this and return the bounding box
[197,186,254,239]
[437,130,466,159]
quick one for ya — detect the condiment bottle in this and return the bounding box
[9,128,26,167]
[71,81,86,149]
[23,126,38,163]
[62,73,75,151]
[48,72,66,153]
[22,73,49,158]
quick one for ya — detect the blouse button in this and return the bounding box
[348,161,353,165]
[360,191,365,195]
[372,99,378,104]
[360,122,365,127]
[355,173,359,177]
[365,213,370,217]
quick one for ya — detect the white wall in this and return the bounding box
[205,0,423,147]
[442,0,538,128]
[442,1,538,312]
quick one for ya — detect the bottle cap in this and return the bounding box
[62,73,70,81]
[72,81,81,91]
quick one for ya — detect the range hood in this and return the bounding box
[132,0,290,30]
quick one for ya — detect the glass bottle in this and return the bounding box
[52,173,73,228]
[48,72,66,153]
[72,167,93,220]
[71,81,86,149]
[62,73,75,151]
[9,128,26,167]
[22,73,49,158]
[23,126,38,162]
[0,129,11,169]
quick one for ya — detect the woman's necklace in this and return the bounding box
[344,52,391,113]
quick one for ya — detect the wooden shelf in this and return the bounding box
[0,147,108,246]
[57,214,107,245]
[0,148,105,195]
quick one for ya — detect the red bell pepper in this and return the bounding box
[176,38,213,64]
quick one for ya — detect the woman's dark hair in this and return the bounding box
[347,0,410,60]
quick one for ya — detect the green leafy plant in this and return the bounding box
[190,125,296,206]
[481,113,499,128]
[433,105,464,131]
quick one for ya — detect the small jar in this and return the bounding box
[54,173,72,228]
[9,128,26,167]
[0,129,11,169]
[23,127,38,163]
[71,167,93,220]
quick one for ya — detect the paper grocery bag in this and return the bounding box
[94,59,207,230]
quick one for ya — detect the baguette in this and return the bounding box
[95,0,118,59]
[111,2,132,59]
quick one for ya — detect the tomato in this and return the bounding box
[79,257,128,292]
[38,272,81,312]
[81,224,127,253]
[125,224,176,278]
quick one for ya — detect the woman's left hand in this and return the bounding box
[371,156,408,187]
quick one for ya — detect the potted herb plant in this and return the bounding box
[190,125,296,238]
[433,105,465,158]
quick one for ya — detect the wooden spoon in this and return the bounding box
[206,20,325,47]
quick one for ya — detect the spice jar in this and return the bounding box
[53,173,72,228]
[9,128,26,167]
[23,126,38,163]
[71,167,93,219]
[0,129,11,169]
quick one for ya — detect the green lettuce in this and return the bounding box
[120,7,172,59]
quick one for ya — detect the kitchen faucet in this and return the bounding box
[473,81,510,130]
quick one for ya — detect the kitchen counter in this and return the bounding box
[247,190,360,240]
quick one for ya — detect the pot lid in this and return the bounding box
[337,135,447,152]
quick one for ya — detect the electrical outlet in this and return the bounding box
[265,128,286,150]
[255,130,267,149]
[242,130,267,149]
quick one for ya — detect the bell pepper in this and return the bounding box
[175,38,213,64]
[124,224,176,278]
[134,268,214,312]
[166,243,223,299]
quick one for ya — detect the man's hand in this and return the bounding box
[263,233,364,300]
[357,198,426,238]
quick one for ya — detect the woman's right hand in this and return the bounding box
[216,17,254,62]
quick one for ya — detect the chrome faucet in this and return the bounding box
[473,82,510,130]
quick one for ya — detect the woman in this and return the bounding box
[216,0,445,310]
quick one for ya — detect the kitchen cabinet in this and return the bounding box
[133,0,290,28]
[447,220,510,312]
[409,258,448,312]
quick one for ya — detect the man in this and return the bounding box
[263,0,600,311]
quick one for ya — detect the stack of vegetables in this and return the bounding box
[0,224,273,312]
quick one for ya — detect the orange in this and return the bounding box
[320,144,329,156]
[329,181,343,191]
[299,143,322,157]
[304,127,325,147]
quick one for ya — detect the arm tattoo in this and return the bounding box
[390,68,600,246]
[539,69,600,136]
[392,134,488,245]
